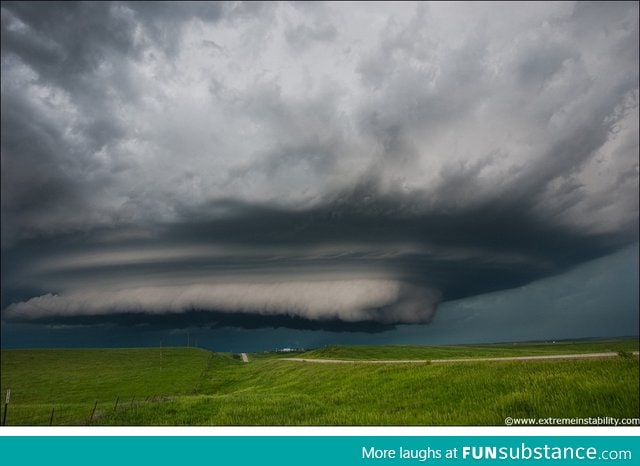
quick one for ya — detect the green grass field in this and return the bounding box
[1,339,638,425]
[0,348,211,425]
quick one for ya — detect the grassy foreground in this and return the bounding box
[1,340,638,425]
[0,348,211,425]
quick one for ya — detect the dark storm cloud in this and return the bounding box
[15,308,397,333]
[1,1,228,79]
[1,2,638,330]
[3,191,635,329]
[0,1,242,243]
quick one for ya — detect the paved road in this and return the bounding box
[240,352,249,363]
[283,351,639,364]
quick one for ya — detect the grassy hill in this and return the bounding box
[1,340,638,425]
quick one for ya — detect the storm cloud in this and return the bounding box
[1,2,638,332]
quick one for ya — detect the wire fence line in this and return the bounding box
[1,394,172,426]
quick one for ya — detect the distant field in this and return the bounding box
[297,339,640,360]
[1,340,638,425]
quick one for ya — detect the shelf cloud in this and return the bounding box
[4,280,441,325]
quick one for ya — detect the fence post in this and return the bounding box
[2,389,9,426]
[49,407,55,426]
[89,401,97,423]
[130,396,135,408]
[113,396,119,412]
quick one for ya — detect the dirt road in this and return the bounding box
[282,351,639,364]
[240,353,249,363]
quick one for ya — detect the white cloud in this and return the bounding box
[4,279,440,324]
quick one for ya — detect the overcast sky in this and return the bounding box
[1,2,638,338]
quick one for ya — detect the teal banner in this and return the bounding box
[0,436,638,465]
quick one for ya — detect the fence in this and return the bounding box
[1,393,172,426]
